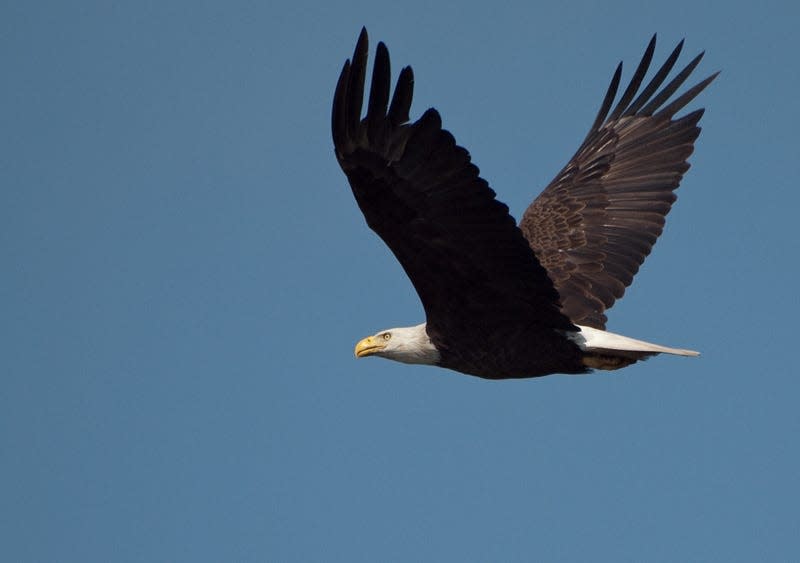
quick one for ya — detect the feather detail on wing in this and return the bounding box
[520,36,718,329]
[333,28,576,344]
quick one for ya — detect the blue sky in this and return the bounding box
[2,1,798,561]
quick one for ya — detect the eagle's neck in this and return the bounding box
[385,323,440,365]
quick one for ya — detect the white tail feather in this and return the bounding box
[572,325,699,357]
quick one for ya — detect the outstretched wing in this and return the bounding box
[520,36,717,330]
[332,28,575,342]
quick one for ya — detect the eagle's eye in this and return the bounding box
[382,332,391,341]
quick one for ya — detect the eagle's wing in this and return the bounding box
[333,29,575,342]
[520,36,717,329]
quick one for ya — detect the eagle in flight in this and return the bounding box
[332,28,716,379]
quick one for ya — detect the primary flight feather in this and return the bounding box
[332,28,716,379]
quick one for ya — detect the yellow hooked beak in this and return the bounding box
[354,335,386,358]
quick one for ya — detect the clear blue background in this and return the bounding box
[2,1,797,561]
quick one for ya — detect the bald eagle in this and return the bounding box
[332,28,716,379]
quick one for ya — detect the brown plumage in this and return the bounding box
[333,28,715,379]
[521,37,717,329]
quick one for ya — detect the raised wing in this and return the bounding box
[520,36,717,329]
[332,28,575,342]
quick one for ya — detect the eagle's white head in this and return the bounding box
[354,323,440,365]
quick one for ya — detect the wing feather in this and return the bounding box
[520,36,717,329]
[333,29,575,347]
